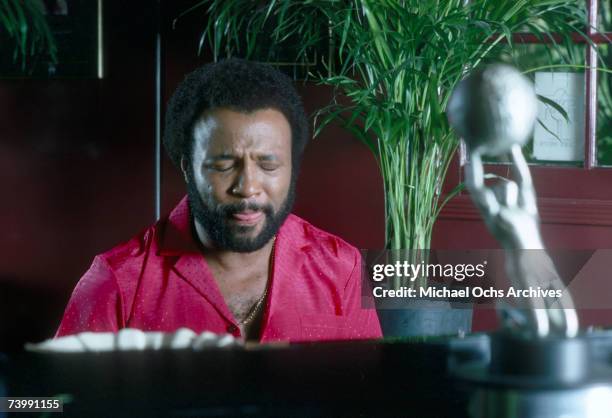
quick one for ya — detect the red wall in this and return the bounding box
[1,0,611,351]
[0,1,157,350]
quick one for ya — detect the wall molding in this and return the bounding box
[440,195,612,227]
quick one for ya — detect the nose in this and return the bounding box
[231,161,261,198]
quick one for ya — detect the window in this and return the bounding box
[444,0,612,231]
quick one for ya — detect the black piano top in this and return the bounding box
[0,337,486,418]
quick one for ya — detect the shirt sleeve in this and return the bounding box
[342,248,383,339]
[55,256,124,337]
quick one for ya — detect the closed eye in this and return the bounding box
[259,162,280,171]
[206,161,235,172]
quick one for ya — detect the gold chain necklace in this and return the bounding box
[238,237,276,326]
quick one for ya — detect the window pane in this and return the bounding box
[599,0,612,32]
[482,43,586,167]
[597,44,612,166]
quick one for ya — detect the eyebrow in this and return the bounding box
[207,154,235,161]
[206,153,279,161]
[256,155,279,161]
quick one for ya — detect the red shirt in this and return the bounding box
[56,197,382,342]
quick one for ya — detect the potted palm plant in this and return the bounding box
[0,0,56,74]
[180,0,587,336]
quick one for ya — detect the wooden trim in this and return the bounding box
[506,33,612,44]
[439,195,612,227]
[588,33,612,43]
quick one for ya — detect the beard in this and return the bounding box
[186,177,295,253]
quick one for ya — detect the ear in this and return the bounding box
[180,157,189,183]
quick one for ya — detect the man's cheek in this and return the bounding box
[203,183,226,206]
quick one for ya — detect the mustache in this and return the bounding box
[219,201,274,216]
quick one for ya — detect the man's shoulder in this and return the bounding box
[96,222,161,272]
[282,214,360,262]
[97,196,193,269]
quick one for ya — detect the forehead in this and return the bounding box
[192,108,292,155]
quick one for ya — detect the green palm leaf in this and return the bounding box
[0,0,56,72]
[181,0,590,251]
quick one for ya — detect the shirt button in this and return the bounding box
[226,324,238,334]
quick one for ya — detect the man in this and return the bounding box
[56,59,382,342]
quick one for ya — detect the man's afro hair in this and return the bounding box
[163,58,309,170]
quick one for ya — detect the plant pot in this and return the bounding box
[377,299,473,338]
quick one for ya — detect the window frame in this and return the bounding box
[444,0,612,229]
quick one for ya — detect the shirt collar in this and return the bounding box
[156,196,312,331]
[157,196,200,256]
